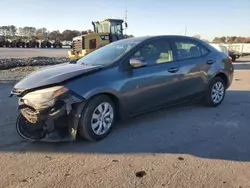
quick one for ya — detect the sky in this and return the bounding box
[0,0,249,40]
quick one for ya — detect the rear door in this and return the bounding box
[120,38,183,114]
[172,38,213,100]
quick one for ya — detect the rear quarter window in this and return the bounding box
[200,45,210,56]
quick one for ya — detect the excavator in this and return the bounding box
[68,18,127,60]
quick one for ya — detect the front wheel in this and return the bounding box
[78,95,116,141]
[16,113,45,142]
[204,77,226,107]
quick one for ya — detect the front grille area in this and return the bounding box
[72,36,84,53]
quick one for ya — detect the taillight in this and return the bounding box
[228,57,233,63]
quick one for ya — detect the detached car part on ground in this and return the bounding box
[10,35,234,142]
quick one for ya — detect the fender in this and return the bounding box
[209,70,230,88]
[80,87,128,120]
[82,87,120,100]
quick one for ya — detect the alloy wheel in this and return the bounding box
[211,81,224,104]
[91,102,114,135]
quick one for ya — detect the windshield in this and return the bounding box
[77,41,139,66]
[111,23,122,35]
[96,22,109,33]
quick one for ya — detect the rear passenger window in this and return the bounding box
[175,41,202,60]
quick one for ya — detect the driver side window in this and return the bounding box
[131,39,173,66]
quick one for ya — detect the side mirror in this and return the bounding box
[129,58,146,68]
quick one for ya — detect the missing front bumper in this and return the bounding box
[19,100,66,124]
[17,93,86,142]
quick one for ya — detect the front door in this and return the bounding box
[120,38,183,115]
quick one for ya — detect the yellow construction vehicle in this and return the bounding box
[68,18,127,60]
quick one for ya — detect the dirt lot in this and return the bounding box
[0,57,250,188]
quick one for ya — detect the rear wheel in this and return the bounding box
[204,77,226,107]
[78,95,116,141]
[16,113,45,142]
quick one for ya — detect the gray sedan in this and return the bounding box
[10,35,234,142]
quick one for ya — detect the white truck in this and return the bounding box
[210,43,250,62]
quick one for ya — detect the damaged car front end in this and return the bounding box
[11,85,86,142]
[8,60,105,142]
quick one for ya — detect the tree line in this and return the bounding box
[5,25,249,44]
[212,36,250,43]
[0,25,134,41]
[0,25,95,41]
[191,35,250,43]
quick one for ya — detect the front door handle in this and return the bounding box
[167,67,179,73]
[206,60,214,64]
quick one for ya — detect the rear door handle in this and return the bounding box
[206,60,214,64]
[167,67,179,73]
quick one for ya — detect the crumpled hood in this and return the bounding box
[14,62,101,90]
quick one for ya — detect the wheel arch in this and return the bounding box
[213,71,229,89]
[84,90,124,121]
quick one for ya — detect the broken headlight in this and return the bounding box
[22,86,69,109]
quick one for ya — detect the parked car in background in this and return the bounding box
[10,35,234,143]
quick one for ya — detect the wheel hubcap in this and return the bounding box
[211,82,224,103]
[91,102,114,135]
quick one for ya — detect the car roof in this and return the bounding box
[117,35,217,53]
[120,35,202,43]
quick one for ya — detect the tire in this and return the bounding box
[78,95,116,141]
[16,113,45,142]
[204,77,226,107]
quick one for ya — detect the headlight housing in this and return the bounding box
[22,86,69,109]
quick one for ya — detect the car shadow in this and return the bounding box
[1,90,250,162]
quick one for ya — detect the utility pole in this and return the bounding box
[124,0,128,35]
[185,26,187,36]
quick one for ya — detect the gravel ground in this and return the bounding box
[0,57,249,188]
[0,48,71,81]
[0,57,70,81]
[0,56,70,70]
[0,66,44,81]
